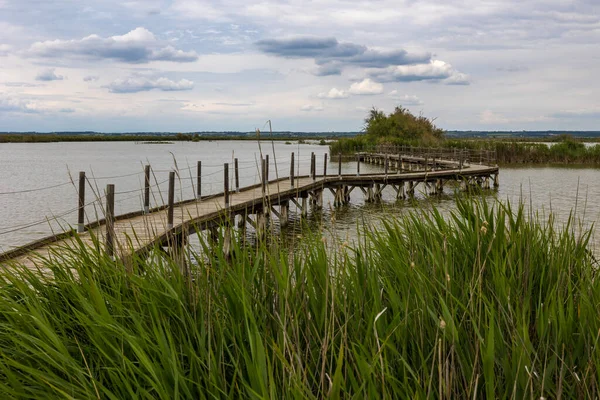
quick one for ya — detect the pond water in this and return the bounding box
[1,141,599,254]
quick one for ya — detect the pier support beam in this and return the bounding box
[256,211,268,237]
[301,195,308,217]
[280,201,289,228]
[493,173,499,188]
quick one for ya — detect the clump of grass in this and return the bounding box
[0,198,599,398]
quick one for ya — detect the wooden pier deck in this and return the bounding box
[0,148,499,271]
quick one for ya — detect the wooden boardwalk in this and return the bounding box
[0,149,499,271]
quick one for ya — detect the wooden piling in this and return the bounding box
[290,152,295,187]
[105,184,115,257]
[265,155,269,182]
[224,163,230,208]
[167,171,175,230]
[323,153,328,176]
[338,153,342,176]
[78,171,85,233]
[196,161,201,200]
[144,165,151,213]
[261,158,267,194]
[311,152,315,180]
[234,158,239,193]
[357,154,360,176]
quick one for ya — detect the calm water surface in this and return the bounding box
[1,141,600,253]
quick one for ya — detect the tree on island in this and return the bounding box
[364,106,444,142]
[330,107,445,153]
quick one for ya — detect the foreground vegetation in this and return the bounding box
[1,199,600,398]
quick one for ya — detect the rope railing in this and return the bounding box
[0,180,73,196]
[2,147,488,255]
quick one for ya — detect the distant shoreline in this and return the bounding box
[0,133,338,143]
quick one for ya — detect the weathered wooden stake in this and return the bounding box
[167,171,175,230]
[338,152,342,176]
[265,154,269,182]
[234,158,240,193]
[224,163,230,208]
[290,152,295,187]
[196,161,201,200]
[384,155,389,175]
[105,184,115,257]
[357,154,360,176]
[261,158,267,194]
[280,201,289,228]
[311,152,316,180]
[78,171,85,233]
[144,165,151,213]
[323,153,328,176]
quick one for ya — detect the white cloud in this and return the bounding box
[35,68,65,81]
[0,44,10,56]
[300,104,324,111]
[106,75,194,93]
[388,91,423,105]
[83,75,99,82]
[27,27,198,63]
[317,88,349,99]
[370,60,470,85]
[480,110,509,124]
[0,96,41,113]
[348,78,384,95]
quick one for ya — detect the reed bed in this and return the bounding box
[0,199,599,398]
[330,136,600,165]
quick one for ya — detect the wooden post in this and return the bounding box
[105,184,115,257]
[311,152,316,180]
[323,153,328,176]
[224,163,230,208]
[385,155,389,175]
[265,154,269,182]
[196,161,201,200]
[290,152,295,187]
[338,153,342,176]
[280,201,289,228]
[144,165,151,213]
[261,158,267,194]
[78,171,85,233]
[234,158,239,193]
[357,154,360,176]
[167,171,175,230]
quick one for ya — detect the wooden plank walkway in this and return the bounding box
[0,153,499,271]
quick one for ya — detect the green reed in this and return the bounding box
[0,198,599,398]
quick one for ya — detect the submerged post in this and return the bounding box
[338,152,342,176]
[144,165,151,213]
[234,158,240,193]
[105,184,115,257]
[167,171,175,230]
[323,153,328,176]
[224,163,230,208]
[78,171,85,233]
[196,161,201,199]
[290,152,295,186]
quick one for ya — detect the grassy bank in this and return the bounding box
[1,199,599,398]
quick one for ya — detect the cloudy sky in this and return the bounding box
[0,0,599,132]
